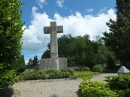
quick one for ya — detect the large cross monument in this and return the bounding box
[39,21,67,70]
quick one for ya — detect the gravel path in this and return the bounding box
[91,73,118,82]
[1,73,118,97]
[12,79,82,97]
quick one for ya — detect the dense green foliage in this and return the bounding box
[79,75,130,97]
[81,67,90,71]
[27,55,39,69]
[20,70,46,80]
[41,34,115,68]
[47,70,72,79]
[18,69,75,80]
[105,75,130,97]
[13,55,26,74]
[15,69,100,81]
[103,0,130,65]
[27,58,33,69]
[79,80,117,97]
[105,75,130,90]
[0,0,24,90]
[93,65,103,73]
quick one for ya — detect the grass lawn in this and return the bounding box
[74,71,100,78]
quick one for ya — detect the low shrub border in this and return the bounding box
[79,75,130,97]
[16,69,100,81]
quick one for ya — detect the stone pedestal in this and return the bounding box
[39,58,67,70]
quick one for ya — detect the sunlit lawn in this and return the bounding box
[74,71,100,78]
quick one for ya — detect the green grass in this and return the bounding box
[74,71,100,78]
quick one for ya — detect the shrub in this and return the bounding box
[48,70,62,79]
[79,81,117,97]
[69,74,77,79]
[93,65,103,73]
[81,67,90,71]
[117,89,130,97]
[47,69,74,79]
[61,68,74,75]
[20,70,46,80]
[105,75,130,90]
[105,75,130,97]
[0,68,16,90]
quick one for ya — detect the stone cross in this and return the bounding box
[39,21,67,70]
[44,21,63,58]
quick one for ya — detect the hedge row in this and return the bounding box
[17,69,74,81]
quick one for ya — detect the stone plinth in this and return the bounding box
[39,58,67,70]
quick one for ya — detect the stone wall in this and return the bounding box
[39,57,67,70]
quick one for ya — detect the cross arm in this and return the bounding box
[44,26,51,34]
[57,26,63,33]
[44,26,63,34]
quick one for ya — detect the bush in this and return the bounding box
[117,89,130,97]
[105,75,130,97]
[48,70,62,79]
[81,67,90,71]
[105,75,130,90]
[79,80,117,97]
[93,65,103,73]
[20,70,46,80]
[48,69,73,79]
[0,68,16,90]
[69,74,77,79]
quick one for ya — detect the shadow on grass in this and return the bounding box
[0,88,14,97]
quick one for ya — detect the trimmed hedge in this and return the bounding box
[47,69,74,79]
[18,69,75,80]
[20,70,46,80]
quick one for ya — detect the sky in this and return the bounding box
[21,0,117,64]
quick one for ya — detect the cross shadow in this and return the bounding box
[0,88,14,97]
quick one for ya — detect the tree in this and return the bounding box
[13,55,26,74]
[41,49,50,59]
[103,0,130,67]
[85,39,96,69]
[58,34,73,57]
[0,0,24,90]
[67,36,86,66]
[27,58,33,69]
[32,55,39,68]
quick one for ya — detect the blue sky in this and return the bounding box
[21,0,116,64]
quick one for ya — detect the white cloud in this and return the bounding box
[100,7,107,13]
[36,0,46,8]
[87,8,94,12]
[22,7,116,52]
[25,59,28,64]
[56,0,64,8]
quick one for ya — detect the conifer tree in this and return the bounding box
[103,0,130,65]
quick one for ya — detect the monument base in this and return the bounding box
[39,57,67,70]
